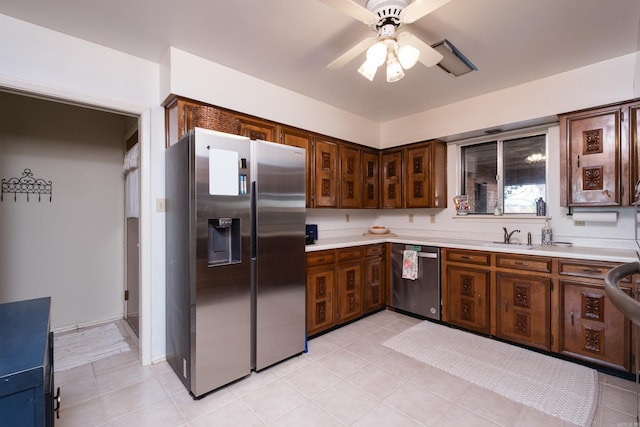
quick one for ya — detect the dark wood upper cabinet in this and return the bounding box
[165,97,448,210]
[381,140,447,209]
[313,137,338,208]
[404,140,447,208]
[362,149,380,209]
[280,125,312,207]
[237,116,277,142]
[559,99,640,207]
[381,150,403,208]
[339,144,362,209]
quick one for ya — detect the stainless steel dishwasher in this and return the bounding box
[391,244,441,320]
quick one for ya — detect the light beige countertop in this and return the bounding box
[306,234,639,263]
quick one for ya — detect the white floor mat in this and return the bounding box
[54,322,131,372]
[384,321,598,426]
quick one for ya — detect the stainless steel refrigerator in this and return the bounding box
[165,127,306,398]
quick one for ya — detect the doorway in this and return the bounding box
[124,130,140,336]
[0,89,141,337]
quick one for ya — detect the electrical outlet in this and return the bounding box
[430,214,436,224]
[156,198,166,212]
[409,213,414,223]
[574,220,585,226]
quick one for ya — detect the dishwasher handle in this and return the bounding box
[417,252,439,259]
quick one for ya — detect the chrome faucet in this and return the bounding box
[503,227,520,244]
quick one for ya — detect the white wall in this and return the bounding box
[160,48,381,147]
[379,53,639,147]
[0,13,162,364]
[0,92,128,329]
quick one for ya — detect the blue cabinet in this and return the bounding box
[0,297,57,426]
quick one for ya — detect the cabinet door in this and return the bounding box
[280,126,312,207]
[238,116,277,142]
[381,151,403,208]
[446,266,490,333]
[306,267,337,336]
[560,280,630,371]
[339,144,362,208]
[362,150,379,208]
[314,138,338,207]
[404,144,432,208]
[364,256,385,313]
[337,261,363,323]
[630,102,640,193]
[563,106,623,206]
[496,273,551,350]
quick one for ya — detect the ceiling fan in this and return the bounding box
[320,0,451,82]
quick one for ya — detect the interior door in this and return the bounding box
[124,130,140,335]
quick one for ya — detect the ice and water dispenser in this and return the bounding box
[208,217,241,266]
[206,145,247,267]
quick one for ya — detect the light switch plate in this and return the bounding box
[156,198,166,212]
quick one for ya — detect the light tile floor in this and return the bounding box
[55,311,638,426]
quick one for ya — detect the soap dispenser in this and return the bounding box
[541,219,553,246]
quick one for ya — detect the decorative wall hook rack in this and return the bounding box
[1,168,53,202]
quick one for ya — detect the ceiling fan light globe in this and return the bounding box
[366,41,387,67]
[386,56,404,82]
[358,59,378,81]
[397,44,420,69]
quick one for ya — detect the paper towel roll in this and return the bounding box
[572,211,618,223]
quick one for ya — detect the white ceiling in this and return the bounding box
[1,0,639,122]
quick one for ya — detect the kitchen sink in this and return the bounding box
[483,242,537,250]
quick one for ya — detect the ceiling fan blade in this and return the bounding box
[327,36,378,69]
[317,0,378,25]
[397,32,443,67]
[400,0,451,23]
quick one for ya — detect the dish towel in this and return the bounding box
[402,250,418,280]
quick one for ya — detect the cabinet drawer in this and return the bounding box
[559,260,629,281]
[445,250,491,266]
[306,250,336,267]
[495,254,552,273]
[365,244,384,257]
[338,247,364,262]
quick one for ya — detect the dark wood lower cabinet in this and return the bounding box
[337,261,363,323]
[306,266,337,336]
[306,244,385,336]
[496,273,551,351]
[559,280,631,371]
[364,256,385,312]
[446,265,491,334]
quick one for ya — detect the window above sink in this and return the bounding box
[459,130,548,215]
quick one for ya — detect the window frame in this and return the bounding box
[456,127,549,216]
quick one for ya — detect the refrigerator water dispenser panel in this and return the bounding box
[208,217,241,266]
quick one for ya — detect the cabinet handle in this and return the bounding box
[460,255,472,260]
[505,299,509,312]
[54,386,61,419]
[514,261,529,266]
[581,268,601,274]
[478,294,481,306]
[570,311,574,326]
[577,155,580,168]
[317,257,325,263]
